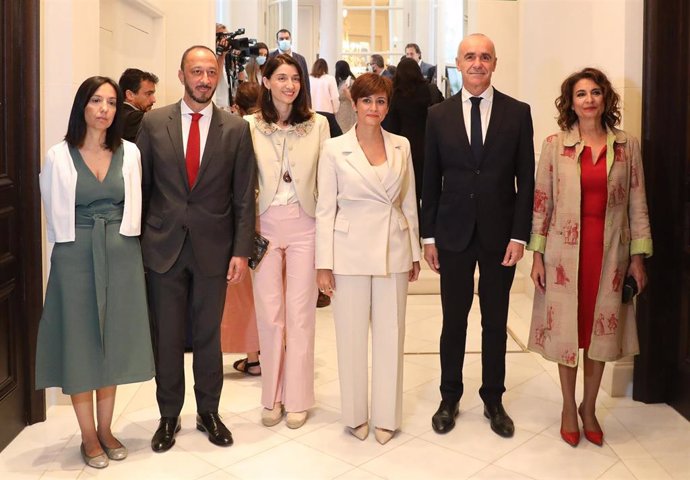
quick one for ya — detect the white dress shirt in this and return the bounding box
[180,100,214,164]
[423,85,525,247]
[270,126,299,206]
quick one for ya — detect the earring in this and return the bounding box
[268,90,272,102]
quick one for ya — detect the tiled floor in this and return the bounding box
[1,294,689,479]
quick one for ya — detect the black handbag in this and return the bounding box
[622,275,638,303]
[248,232,269,270]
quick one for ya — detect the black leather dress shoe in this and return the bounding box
[431,400,459,434]
[197,412,233,447]
[151,416,181,452]
[484,403,515,438]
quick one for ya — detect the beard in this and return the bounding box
[184,80,216,105]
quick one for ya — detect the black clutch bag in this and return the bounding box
[248,232,269,270]
[622,275,638,303]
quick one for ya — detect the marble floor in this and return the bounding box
[1,294,689,479]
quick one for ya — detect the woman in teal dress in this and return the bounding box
[36,76,154,468]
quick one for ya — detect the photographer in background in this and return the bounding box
[215,23,237,109]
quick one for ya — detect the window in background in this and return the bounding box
[341,0,405,75]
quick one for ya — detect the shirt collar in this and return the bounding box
[124,101,140,111]
[180,100,214,118]
[461,85,494,103]
[563,122,628,147]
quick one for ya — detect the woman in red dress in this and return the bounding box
[528,68,652,447]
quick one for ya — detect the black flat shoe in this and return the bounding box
[151,416,181,452]
[197,412,233,447]
[431,400,459,434]
[483,403,514,438]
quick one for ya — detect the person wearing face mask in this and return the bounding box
[244,42,269,85]
[269,29,311,100]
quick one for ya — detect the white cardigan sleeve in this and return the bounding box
[120,140,142,236]
[39,141,77,243]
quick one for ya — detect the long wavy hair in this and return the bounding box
[555,67,621,131]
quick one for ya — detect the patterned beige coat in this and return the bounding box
[527,125,653,366]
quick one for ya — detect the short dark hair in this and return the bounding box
[370,54,385,68]
[405,43,421,55]
[259,54,312,125]
[555,67,621,131]
[118,68,159,96]
[276,28,291,40]
[256,42,269,54]
[310,58,328,78]
[350,72,392,104]
[180,45,217,71]
[234,82,261,116]
[65,76,124,151]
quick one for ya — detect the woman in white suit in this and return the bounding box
[316,73,421,444]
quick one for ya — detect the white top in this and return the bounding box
[180,100,214,163]
[270,129,299,206]
[461,85,494,143]
[39,140,143,242]
[309,74,340,113]
[371,161,389,182]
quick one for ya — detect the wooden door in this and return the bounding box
[634,0,690,420]
[0,0,45,451]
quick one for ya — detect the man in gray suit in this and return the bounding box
[136,45,257,453]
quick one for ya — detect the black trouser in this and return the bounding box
[437,234,515,406]
[147,236,227,417]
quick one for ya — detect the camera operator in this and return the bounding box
[215,23,242,109]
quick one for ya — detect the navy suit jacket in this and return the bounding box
[421,89,535,253]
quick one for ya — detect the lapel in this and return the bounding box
[341,127,390,202]
[451,93,471,153]
[165,102,189,191]
[381,129,404,194]
[195,105,222,186]
[482,88,505,164]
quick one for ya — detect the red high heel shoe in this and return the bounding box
[560,412,580,447]
[578,405,604,446]
[560,427,581,447]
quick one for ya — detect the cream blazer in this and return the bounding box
[246,113,329,217]
[39,140,143,243]
[316,127,421,275]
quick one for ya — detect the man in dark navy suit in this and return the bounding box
[421,33,534,438]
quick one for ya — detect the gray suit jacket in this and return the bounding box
[136,101,257,276]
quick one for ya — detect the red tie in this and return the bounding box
[186,113,202,188]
